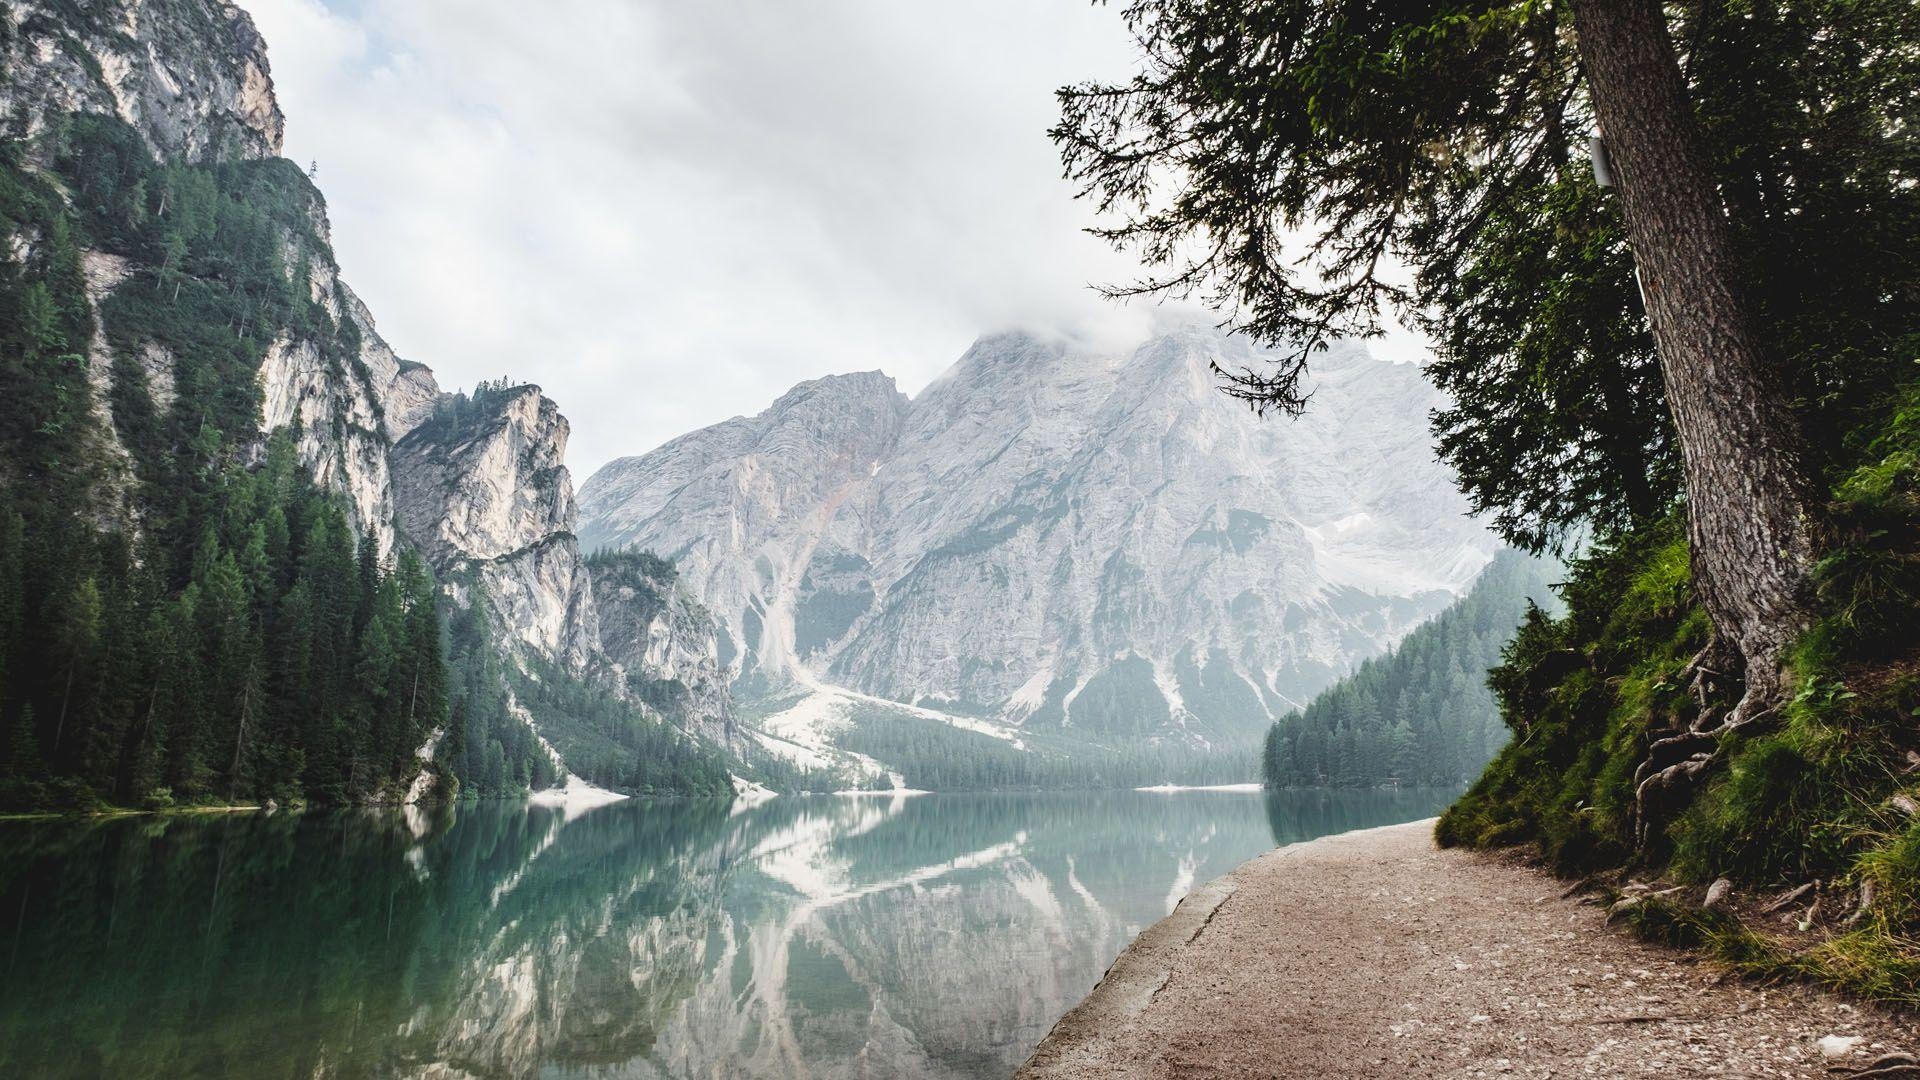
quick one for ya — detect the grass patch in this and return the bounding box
[1614,894,1920,1008]
[1443,376,1920,1004]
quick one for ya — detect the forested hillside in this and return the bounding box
[0,4,729,810]
[0,115,453,809]
[1262,552,1559,789]
[1059,0,1920,1000]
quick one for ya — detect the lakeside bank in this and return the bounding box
[1021,820,1916,1078]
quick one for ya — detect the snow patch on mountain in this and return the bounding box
[581,323,1495,752]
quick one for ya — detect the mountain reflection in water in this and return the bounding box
[0,788,1452,1079]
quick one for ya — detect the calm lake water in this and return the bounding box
[0,787,1452,1079]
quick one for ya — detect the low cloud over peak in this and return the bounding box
[248,0,1152,476]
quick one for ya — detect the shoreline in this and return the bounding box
[2,782,1411,820]
[1134,782,1265,793]
[1020,819,1915,1077]
[0,803,265,822]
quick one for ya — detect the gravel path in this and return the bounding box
[1020,820,1916,1078]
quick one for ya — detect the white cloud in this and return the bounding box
[245,0,1159,476]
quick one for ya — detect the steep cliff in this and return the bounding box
[0,0,732,803]
[0,0,283,164]
[580,325,1495,756]
[386,382,737,755]
[251,270,419,558]
[392,383,598,670]
[580,371,910,698]
[1,0,411,552]
[587,550,737,746]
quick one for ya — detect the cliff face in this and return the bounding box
[8,0,734,780]
[253,280,421,558]
[0,0,284,163]
[579,371,910,697]
[387,386,739,745]
[391,386,600,671]
[581,326,1495,749]
[2,0,418,554]
[588,552,736,745]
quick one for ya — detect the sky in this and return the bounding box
[243,0,1143,477]
[244,0,1427,479]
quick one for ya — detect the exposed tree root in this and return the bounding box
[1675,637,1733,715]
[1631,642,1785,845]
[1846,880,1878,926]
[1633,742,1717,846]
[1762,881,1818,914]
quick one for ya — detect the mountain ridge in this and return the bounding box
[581,323,1497,769]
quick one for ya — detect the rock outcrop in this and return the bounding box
[387,384,738,744]
[589,551,737,745]
[391,385,600,671]
[0,0,283,163]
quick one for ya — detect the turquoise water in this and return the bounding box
[0,788,1452,1078]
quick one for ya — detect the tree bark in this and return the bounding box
[1572,0,1818,697]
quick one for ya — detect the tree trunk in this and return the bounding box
[228,676,253,806]
[1572,0,1818,698]
[53,665,75,755]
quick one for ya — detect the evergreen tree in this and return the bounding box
[0,91,769,811]
[1053,0,1920,739]
[1263,553,1560,789]
[48,576,102,765]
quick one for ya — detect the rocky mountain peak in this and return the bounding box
[770,368,903,411]
[581,325,1495,751]
[393,384,574,565]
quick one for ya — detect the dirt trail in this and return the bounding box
[1020,820,1915,1078]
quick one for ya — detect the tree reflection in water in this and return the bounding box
[0,787,1451,1078]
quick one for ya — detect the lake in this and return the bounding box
[0,788,1453,1079]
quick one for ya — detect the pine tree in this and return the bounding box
[1052,0,1920,749]
[1264,554,1559,789]
[49,576,102,766]
[0,502,25,713]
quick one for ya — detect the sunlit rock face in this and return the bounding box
[255,314,407,557]
[245,227,439,558]
[391,386,601,671]
[385,360,443,441]
[0,0,284,164]
[386,386,737,747]
[581,325,1495,745]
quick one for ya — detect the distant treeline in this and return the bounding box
[1262,552,1559,790]
[834,702,1261,792]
